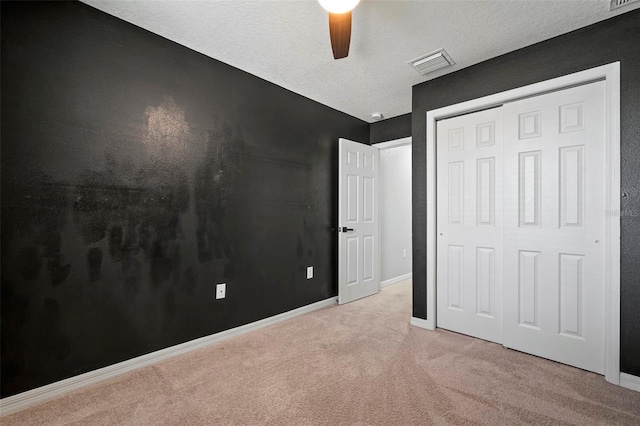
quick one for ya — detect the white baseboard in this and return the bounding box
[410,316,433,330]
[0,296,338,416]
[380,273,412,287]
[620,373,640,393]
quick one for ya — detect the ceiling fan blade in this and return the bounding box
[329,12,352,59]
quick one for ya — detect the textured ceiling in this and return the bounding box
[81,0,639,123]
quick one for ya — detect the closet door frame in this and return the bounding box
[421,62,621,385]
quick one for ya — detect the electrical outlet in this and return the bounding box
[306,266,313,279]
[216,283,226,299]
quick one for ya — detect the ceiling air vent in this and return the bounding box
[610,0,639,10]
[409,49,455,76]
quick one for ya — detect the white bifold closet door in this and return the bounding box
[502,81,606,373]
[436,81,606,374]
[436,107,504,344]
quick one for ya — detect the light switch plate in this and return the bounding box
[306,266,313,279]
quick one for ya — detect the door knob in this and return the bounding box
[340,227,354,232]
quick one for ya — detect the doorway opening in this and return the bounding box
[376,137,412,287]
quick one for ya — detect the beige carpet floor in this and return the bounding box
[2,279,640,425]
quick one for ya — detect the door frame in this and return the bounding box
[423,63,621,384]
[374,136,411,150]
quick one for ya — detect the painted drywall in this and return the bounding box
[411,10,640,376]
[0,1,369,397]
[370,113,412,144]
[379,144,412,282]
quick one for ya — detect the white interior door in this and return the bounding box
[435,81,607,374]
[502,81,606,373]
[436,107,504,344]
[338,138,380,304]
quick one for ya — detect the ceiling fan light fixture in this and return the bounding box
[318,0,361,14]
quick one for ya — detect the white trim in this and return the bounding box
[620,373,640,393]
[410,316,432,330]
[604,65,621,385]
[373,136,411,149]
[425,63,621,383]
[0,296,338,416]
[381,272,412,287]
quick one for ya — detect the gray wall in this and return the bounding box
[370,113,412,144]
[1,1,368,397]
[379,143,412,282]
[411,10,640,376]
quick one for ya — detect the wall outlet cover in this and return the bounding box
[216,283,226,299]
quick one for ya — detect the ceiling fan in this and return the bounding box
[318,0,361,59]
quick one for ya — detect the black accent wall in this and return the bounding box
[1,1,369,397]
[370,113,412,144]
[411,10,640,376]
